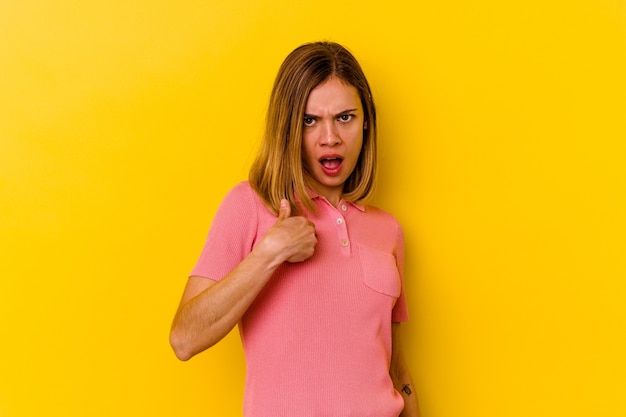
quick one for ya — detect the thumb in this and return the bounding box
[277,199,291,221]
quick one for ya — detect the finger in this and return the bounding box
[277,199,291,221]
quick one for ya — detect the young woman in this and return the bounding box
[170,41,420,417]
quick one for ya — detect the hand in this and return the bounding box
[262,199,317,263]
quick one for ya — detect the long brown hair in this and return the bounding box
[249,41,377,215]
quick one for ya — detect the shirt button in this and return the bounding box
[341,204,347,211]
[336,218,343,225]
[341,239,349,247]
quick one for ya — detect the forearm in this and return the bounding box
[170,200,316,361]
[390,323,421,417]
[170,245,283,360]
[394,371,420,417]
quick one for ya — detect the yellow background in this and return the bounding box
[1,0,625,416]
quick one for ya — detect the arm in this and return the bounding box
[169,200,316,361]
[390,322,421,417]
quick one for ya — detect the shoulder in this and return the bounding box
[362,204,403,229]
[221,181,262,208]
[352,203,405,257]
[219,181,275,220]
[351,203,403,244]
[362,204,405,244]
[226,180,255,199]
[211,181,259,222]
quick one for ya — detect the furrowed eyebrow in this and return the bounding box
[303,109,359,118]
[335,108,358,117]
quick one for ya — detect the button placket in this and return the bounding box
[335,202,351,255]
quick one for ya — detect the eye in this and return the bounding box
[338,114,354,123]
[303,116,316,126]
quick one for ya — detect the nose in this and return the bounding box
[320,121,341,146]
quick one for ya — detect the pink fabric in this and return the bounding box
[191,181,408,416]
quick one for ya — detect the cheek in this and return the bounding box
[350,130,364,154]
[350,137,365,167]
[340,124,361,142]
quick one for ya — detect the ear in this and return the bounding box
[363,120,368,130]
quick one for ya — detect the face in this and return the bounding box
[301,77,364,206]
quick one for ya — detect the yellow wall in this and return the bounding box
[1,1,625,416]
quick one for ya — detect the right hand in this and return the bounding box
[262,199,317,263]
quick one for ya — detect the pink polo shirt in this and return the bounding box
[191,181,408,417]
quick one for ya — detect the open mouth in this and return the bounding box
[319,156,343,175]
[320,157,343,170]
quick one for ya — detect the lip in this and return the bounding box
[318,154,344,177]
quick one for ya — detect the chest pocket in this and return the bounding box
[357,244,401,298]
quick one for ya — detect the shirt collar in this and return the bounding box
[295,187,366,212]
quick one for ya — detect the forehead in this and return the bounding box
[305,77,361,112]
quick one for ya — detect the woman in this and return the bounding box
[170,41,419,417]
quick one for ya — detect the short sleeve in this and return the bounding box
[190,182,259,281]
[391,222,409,322]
